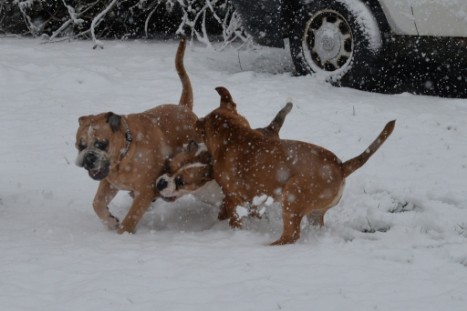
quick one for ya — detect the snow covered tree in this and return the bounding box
[0,0,249,47]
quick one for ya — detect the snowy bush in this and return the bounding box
[0,0,249,47]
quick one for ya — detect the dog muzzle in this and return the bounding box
[77,150,110,181]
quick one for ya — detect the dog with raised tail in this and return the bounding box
[195,86,395,245]
[75,38,200,234]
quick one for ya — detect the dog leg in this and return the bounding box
[271,177,305,245]
[93,180,119,230]
[221,195,243,228]
[117,190,155,234]
[271,210,302,245]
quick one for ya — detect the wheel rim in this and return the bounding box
[303,10,353,72]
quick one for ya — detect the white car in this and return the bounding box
[231,0,467,83]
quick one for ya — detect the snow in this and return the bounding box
[1,38,467,310]
[236,205,250,218]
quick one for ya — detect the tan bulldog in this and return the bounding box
[75,38,200,234]
[195,87,395,245]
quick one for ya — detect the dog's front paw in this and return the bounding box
[116,227,126,234]
[117,224,136,235]
[105,215,120,230]
[229,217,242,229]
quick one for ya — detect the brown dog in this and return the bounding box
[195,87,395,245]
[155,102,293,213]
[75,38,200,234]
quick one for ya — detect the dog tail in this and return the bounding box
[176,37,193,110]
[261,102,293,136]
[341,120,395,178]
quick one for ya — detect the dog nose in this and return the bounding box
[83,153,97,170]
[156,178,168,191]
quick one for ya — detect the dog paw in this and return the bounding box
[270,236,298,246]
[229,217,243,229]
[270,239,288,246]
[116,226,128,234]
[269,240,283,246]
[105,215,120,230]
[116,223,136,234]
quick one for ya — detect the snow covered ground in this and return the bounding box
[1,38,466,311]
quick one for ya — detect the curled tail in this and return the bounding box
[341,120,396,178]
[259,102,293,137]
[176,37,193,110]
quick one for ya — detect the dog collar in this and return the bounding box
[120,117,133,160]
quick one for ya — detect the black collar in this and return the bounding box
[120,117,133,160]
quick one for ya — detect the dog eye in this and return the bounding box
[78,141,87,151]
[95,140,108,151]
[174,176,184,188]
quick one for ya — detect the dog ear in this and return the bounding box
[78,115,90,126]
[215,86,236,111]
[106,112,121,133]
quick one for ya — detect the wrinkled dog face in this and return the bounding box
[75,112,121,180]
[156,141,212,201]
